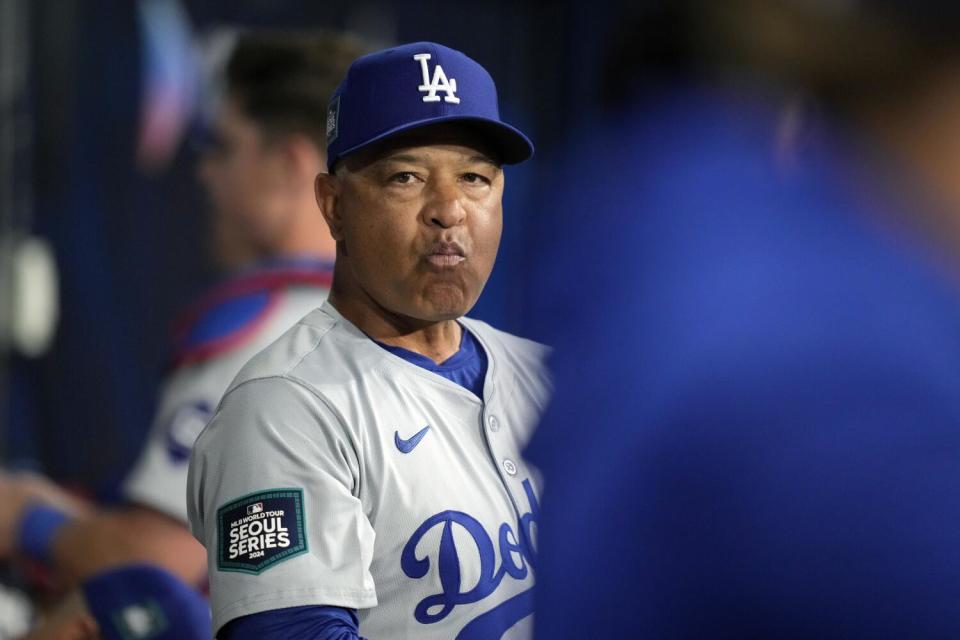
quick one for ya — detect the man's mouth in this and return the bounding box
[425,242,466,267]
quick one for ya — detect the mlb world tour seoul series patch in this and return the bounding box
[217,489,307,574]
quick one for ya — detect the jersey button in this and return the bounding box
[488,415,500,432]
[502,458,517,476]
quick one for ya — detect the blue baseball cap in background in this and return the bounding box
[82,565,210,640]
[325,41,534,171]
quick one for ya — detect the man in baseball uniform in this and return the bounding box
[187,42,549,639]
[0,32,366,589]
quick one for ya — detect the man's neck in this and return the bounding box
[328,283,462,365]
[376,321,462,365]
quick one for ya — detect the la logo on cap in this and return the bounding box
[414,53,460,104]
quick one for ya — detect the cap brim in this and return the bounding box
[330,115,534,171]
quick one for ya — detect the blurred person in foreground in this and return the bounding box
[526,1,960,638]
[0,31,366,591]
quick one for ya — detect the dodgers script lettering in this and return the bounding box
[401,479,539,637]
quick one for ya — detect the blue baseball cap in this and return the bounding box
[325,41,534,171]
[82,565,210,640]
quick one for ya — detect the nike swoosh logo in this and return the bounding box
[395,426,431,454]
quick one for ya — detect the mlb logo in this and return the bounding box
[247,502,264,516]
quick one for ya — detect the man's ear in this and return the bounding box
[315,172,344,242]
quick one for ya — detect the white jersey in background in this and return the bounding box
[187,300,550,639]
[123,260,332,522]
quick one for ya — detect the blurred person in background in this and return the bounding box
[0,30,367,596]
[25,564,210,640]
[526,1,960,637]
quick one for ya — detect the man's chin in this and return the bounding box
[415,285,481,321]
[408,304,469,324]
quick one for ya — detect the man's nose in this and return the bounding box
[423,181,467,228]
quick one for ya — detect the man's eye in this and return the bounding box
[390,172,417,184]
[462,172,490,185]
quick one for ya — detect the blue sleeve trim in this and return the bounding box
[219,606,364,640]
[17,503,72,565]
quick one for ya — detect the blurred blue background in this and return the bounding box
[0,0,620,498]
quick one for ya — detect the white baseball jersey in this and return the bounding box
[123,262,332,522]
[187,300,550,639]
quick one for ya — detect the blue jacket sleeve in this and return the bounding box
[218,606,364,640]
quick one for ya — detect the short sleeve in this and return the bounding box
[187,376,377,634]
